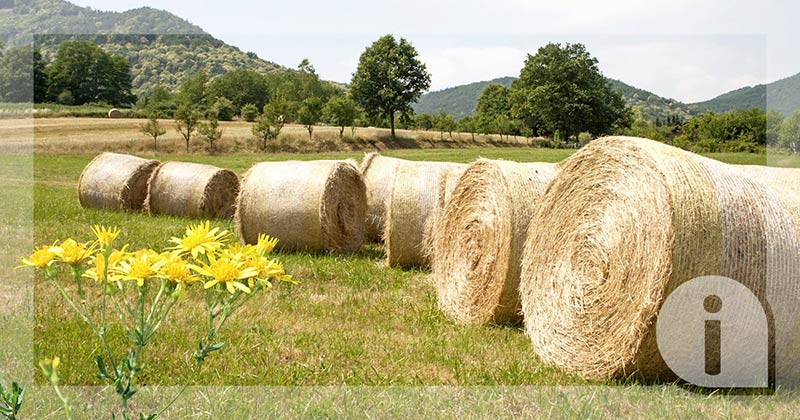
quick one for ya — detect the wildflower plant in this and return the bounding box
[20,222,294,420]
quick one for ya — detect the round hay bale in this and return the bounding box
[385,161,467,268]
[108,108,122,118]
[77,153,160,211]
[431,159,558,326]
[235,160,367,252]
[520,136,800,383]
[737,165,800,199]
[420,164,469,261]
[359,153,405,241]
[145,161,239,219]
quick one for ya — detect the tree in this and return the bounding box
[475,84,511,135]
[0,45,33,102]
[766,110,784,147]
[510,43,632,143]
[297,97,323,139]
[33,48,47,103]
[141,85,176,118]
[458,115,477,142]
[779,111,800,153]
[46,40,135,106]
[350,35,431,140]
[211,96,235,121]
[175,70,208,110]
[140,115,166,150]
[252,111,284,151]
[198,117,223,152]
[415,113,436,131]
[174,103,202,152]
[435,112,457,140]
[324,95,361,138]
[241,103,259,122]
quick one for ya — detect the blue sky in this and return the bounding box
[70,0,795,103]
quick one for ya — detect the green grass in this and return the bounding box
[23,147,800,416]
[33,148,578,388]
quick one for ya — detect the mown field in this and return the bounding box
[10,119,800,417]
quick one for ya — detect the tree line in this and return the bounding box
[3,36,798,154]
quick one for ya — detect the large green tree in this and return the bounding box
[474,83,512,134]
[350,35,431,140]
[511,42,631,142]
[0,44,34,102]
[46,40,135,106]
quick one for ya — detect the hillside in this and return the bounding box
[1,0,288,93]
[690,73,800,116]
[411,77,515,119]
[413,76,697,121]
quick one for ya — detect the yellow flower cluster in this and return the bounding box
[20,222,291,296]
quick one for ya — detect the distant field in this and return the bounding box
[23,117,538,155]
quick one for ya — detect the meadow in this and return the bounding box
[8,117,800,417]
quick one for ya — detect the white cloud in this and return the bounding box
[420,47,528,91]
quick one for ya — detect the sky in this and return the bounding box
[69,0,797,103]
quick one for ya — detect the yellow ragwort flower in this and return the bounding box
[255,233,279,256]
[17,246,59,269]
[168,221,228,259]
[157,253,199,299]
[83,247,129,283]
[189,253,257,294]
[91,225,120,246]
[113,249,164,287]
[243,257,287,288]
[53,238,97,265]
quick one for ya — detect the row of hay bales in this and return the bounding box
[77,138,800,384]
[421,136,800,385]
[77,153,368,252]
[78,153,240,219]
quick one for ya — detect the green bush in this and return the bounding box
[241,103,259,122]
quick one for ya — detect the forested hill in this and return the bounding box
[1,0,288,93]
[689,73,800,116]
[413,76,698,121]
[411,77,515,119]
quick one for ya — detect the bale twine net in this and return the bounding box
[235,160,367,252]
[77,152,160,211]
[431,159,557,326]
[145,161,240,219]
[520,136,800,383]
[359,153,405,242]
[385,161,467,268]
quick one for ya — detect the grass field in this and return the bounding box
[10,121,800,416]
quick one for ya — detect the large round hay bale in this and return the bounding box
[359,153,405,241]
[385,161,467,268]
[519,136,800,383]
[108,108,122,118]
[77,153,160,211]
[737,165,800,199]
[431,159,558,326]
[145,161,239,219]
[235,160,367,252]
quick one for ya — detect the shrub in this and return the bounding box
[241,103,259,122]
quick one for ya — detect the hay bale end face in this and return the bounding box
[519,136,800,383]
[235,160,367,252]
[108,108,122,118]
[359,153,405,242]
[385,160,467,268]
[77,153,160,211]
[145,161,239,219]
[431,159,557,326]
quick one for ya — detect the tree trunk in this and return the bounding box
[185,136,190,152]
[339,126,344,138]
[389,111,395,140]
[308,126,313,140]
